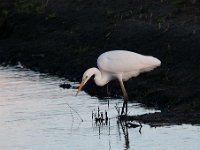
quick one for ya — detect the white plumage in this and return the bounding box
[76,50,161,115]
[97,50,161,81]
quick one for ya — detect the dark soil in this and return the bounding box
[0,0,200,125]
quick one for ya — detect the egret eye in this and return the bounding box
[85,76,88,78]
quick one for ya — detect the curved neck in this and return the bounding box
[92,68,110,86]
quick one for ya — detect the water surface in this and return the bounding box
[0,66,199,150]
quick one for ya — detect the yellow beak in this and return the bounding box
[76,77,88,96]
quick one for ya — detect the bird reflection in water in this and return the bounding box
[118,118,142,150]
[117,120,130,149]
[92,106,142,150]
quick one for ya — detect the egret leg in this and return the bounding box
[106,85,110,108]
[118,80,128,115]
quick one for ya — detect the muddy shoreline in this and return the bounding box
[0,0,200,125]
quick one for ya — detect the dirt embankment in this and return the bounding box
[0,0,200,124]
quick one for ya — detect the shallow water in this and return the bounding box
[0,66,199,150]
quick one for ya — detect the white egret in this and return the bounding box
[76,50,161,115]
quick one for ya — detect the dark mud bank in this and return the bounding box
[0,0,200,124]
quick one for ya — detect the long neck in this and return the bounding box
[92,68,110,86]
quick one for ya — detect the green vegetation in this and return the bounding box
[0,1,56,20]
[77,45,96,54]
[171,0,186,5]
[47,12,57,19]
[1,9,9,17]
[13,0,52,15]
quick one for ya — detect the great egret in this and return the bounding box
[76,50,161,115]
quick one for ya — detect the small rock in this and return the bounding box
[59,83,71,89]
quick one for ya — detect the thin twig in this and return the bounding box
[66,103,84,122]
[115,104,120,116]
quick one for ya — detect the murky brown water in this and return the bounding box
[0,66,200,150]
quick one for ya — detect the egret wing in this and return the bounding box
[97,50,148,73]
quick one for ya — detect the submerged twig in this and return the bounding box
[66,103,84,122]
[93,107,109,126]
[115,104,120,115]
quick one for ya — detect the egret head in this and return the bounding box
[76,68,96,96]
